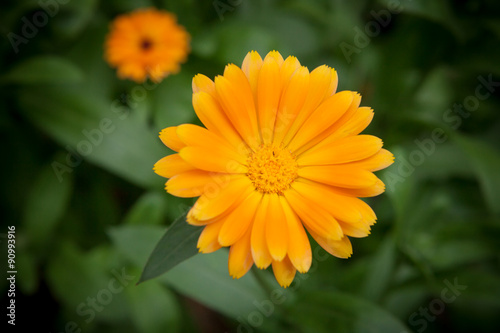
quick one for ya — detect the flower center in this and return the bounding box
[140,38,153,51]
[246,145,298,195]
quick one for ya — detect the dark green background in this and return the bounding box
[1,0,500,332]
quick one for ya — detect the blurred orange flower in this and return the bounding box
[105,8,190,83]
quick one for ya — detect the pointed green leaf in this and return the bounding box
[138,209,203,283]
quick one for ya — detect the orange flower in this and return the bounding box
[154,51,394,287]
[104,8,190,83]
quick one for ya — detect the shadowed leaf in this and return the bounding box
[138,209,203,283]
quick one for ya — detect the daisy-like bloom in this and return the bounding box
[104,8,190,83]
[154,51,394,287]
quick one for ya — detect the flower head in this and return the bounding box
[154,51,394,287]
[104,8,190,83]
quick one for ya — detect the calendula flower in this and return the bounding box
[104,8,189,83]
[154,50,394,287]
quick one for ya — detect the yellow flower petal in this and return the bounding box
[166,170,233,198]
[273,66,310,145]
[284,188,343,240]
[154,154,195,178]
[265,194,288,261]
[280,197,312,273]
[159,126,185,152]
[264,50,284,67]
[327,93,363,132]
[215,74,261,148]
[272,256,296,288]
[228,227,254,279]
[192,92,248,152]
[223,64,259,121]
[177,124,247,164]
[190,177,253,221]
[357,199,377,225]
[292,181,362,224]
[334,177,386,198]
[294,92,362,155]
[218,191,262,246]
[297,135,383,166]
[197,220,224,253]
[348,148,395,171]
[192,74,216,97]
[257,55,281,144]
[288,91,354,153]
[282,65,332,146]
[337,220,371,238]
[251,195,273,269]
[298,165,378,189]
[326,68,339,96]
[241,51,263,99]
[307,228,353,259]
[330,106,374,140]
[279,56,301,89]
[179,146,247,173]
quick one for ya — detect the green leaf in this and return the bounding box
[361,236,396,302]
[453,134,500,216]
[110,224,268,319]
[22,158,73,250]
[108,225,165,269]
[151,72,196,131]
[448,269,500,331]
[257,9,321,60]
[416,142,473,180]
[122,191,168,226]
[131,209,202,283]
[158,251,268,319]
[18,86,166,188]
[416,234,494,271]
[192,22,279,64]
[46,241,132,322]
[51,0,99,39]
[1,56,84,84]
[381,146,418,227]
[293,291,409,333]
[125,276,181,333]
[64,23,115,100]
[378,0,465,41]
[384,284,428,319]
[411,66,454,123]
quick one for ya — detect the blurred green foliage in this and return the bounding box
[1,0,500,332]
